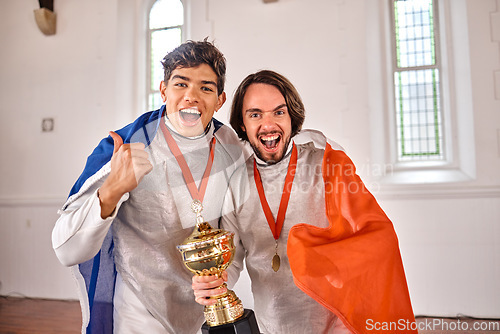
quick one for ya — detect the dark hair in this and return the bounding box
[161,38,226,96]
[230,70,305,141]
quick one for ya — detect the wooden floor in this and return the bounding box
[0,296,81,334]
[1,296,499,333]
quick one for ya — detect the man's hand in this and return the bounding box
[98,131,153,218]
[192,271,228,306]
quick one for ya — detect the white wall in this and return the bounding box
[0,0,498,318]
[0,0,122,299]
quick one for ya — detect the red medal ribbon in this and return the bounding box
[160,120,216,203]
[253,143,298,240]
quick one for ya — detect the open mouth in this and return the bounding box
[259,133,281,151]
[179,108,201,124]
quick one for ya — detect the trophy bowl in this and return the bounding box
[177,201,244,327]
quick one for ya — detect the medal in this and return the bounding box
[253,143,298,272]
[272,240,280,272]
[272,254,280,272]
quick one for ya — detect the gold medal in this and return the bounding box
[272,240,280,272]
[272,253,280,272]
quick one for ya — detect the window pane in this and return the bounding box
[148,0,183,112]
[149,92,163,111]
[395,69,443,160]
[392,0,443,161]
[151,27,182,91]
[149,0,184,29]
[394,0,435,68]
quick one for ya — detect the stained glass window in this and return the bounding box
[392,0,443,161]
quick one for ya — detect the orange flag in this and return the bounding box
[287,144,417,334]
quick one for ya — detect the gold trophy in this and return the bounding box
[177,200,260,334]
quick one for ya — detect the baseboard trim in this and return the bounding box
[371,185,500,200]
[0,196,65,207]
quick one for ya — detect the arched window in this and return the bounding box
[148,0,184,111]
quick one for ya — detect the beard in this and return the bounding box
[250,134,292,165]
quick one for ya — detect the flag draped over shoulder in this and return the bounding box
[287,143,417,334]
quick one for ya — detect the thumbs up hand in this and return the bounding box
[98,131,153,218]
